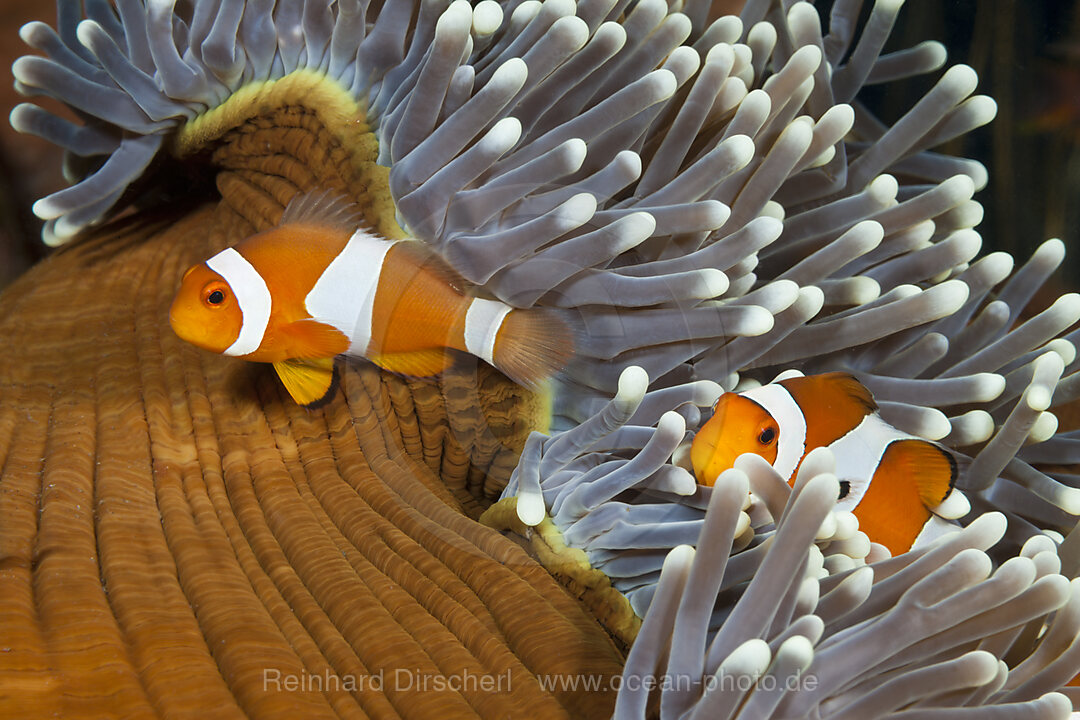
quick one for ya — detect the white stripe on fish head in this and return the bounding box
[740,383,807,481]
[205,247,272,357]
[464,298,513,365]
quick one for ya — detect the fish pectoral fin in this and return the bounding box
[273,357,339,407]
[368,349,452,378]
[880,439,957,508]
[284,319,351,358]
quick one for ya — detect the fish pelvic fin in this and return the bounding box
[368,349,453,378]
[273,357,339,407]
[492,309,574,388]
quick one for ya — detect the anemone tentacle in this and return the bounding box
[491,367,1080,717]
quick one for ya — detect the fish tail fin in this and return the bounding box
[491,309,574,388]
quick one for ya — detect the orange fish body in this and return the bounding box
[169,193,572,405]
[691,372,957,555]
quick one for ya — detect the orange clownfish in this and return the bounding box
[690,372,957,555]
[169,193,572,406]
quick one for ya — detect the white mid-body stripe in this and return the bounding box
[206,248,272,357]
[463,298,512,364]
[739,379,950,541]
[304,229,396,355]
[829,413,912,512]
[740,384,807,481]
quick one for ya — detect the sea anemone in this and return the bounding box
[495,365,1080,716]
[616,470,1079,718]
[7,0,1080,718]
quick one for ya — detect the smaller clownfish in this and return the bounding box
[169,192,573,406]
[690,372,958,555]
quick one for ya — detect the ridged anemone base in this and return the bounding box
[481,498,643,649]
[0,72,621,719]
[174,69,403,242]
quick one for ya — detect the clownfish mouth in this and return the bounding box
[168,305,203,350]
[690,436,747,486]
[167,293,226,355]
[167,304,183,336]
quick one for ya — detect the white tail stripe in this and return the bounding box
[912,513,960,550]
[740,383,806,481]
[464,298,512,364]
[207,248,271,357]
[305,229,395,355]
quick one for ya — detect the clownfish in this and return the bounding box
[169,192,572,406]
[690,372,958,555]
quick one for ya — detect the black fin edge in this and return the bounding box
[939,445,958,503]
[300,363,341,410]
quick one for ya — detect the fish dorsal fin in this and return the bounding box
[846,436,959,557]
[883,438,957,507]
[273,357,339,407]
[279,190,363,233]
[815,372,877,413]
[779,372,878,454]
[850,438,957,555]
[388,239,468,294]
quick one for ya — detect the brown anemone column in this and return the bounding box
[0,73,623,719]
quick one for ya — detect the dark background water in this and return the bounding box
[862,0,1080,290]
[0,1,1077,291]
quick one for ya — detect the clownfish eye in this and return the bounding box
[203,284,228,307]
[757,426,776,445]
